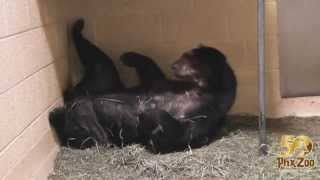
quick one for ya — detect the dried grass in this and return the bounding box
[49,115,320,180]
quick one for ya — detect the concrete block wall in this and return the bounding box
[0,0,68,179]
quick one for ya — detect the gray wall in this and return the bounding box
[278,0,320,97]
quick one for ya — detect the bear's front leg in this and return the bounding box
[120,52,167,90]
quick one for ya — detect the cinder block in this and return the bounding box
[243,40,258,70]
[266,1,278,36]
[29,0,67,27]
[213,41,247,70]
[0,0,7,38]
[231,69,281,115]
[29,0,45,28]
[0,99,62,179]
[266,70,282,115]
[265,36,279,70]
[0,25,68,93]
[231,84,259,115]
[235,68,280,88]
[42,0,65,25]
[160,10,228,44]
[156,0,194,15]
[244,37,279,71]
[242,1,279,71]
[33,147,59,180]
[62,0,98,21]
[3,130,57,180]
[0,60,67,151]
[227,0,257,41]
[4,0,31,35]
[45,23,68,59]
[266,0,277,2]
[93,0,194,16]
[95,14,162,48]
[0,28,53,93]
[234,69,257,87]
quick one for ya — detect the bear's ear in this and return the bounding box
[49,107,67,145]
[198,43,206,48]
[49,107,66,130]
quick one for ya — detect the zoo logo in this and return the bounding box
[277,135,316,169]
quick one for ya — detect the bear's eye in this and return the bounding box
[72,125,82,131]
[70,120,87,132]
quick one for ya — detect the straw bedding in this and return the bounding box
[49,115,320,180]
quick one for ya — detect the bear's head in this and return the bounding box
[172,45,233,90]
[49,105,109,149]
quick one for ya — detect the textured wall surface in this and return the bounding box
[0,0,68,179]
[278,0,320,97]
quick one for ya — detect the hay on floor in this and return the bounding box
[49,116,320,180]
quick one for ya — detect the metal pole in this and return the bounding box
[258,0,268,155]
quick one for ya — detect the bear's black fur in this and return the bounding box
[49,19,237,153]
[64,19,124,101]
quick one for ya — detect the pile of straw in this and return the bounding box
[49,116,320,180]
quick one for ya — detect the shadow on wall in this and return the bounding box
[37,0,102,95]
[32,0,81,152]
[35,0,71,93]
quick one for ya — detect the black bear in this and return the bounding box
[49,19,237,153]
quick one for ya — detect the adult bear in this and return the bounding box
[49,20,237,153]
